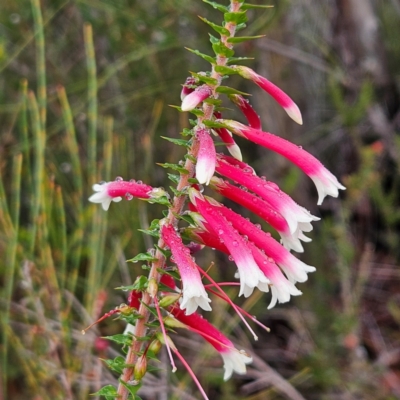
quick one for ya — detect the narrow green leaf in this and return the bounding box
[199,16,230,36]
[157,163,189,174]
[185,47,216,64]
[103,334,133,346]
[127,253,158,263]
[161,137,189,147]
[224,11,248,25]
[214,65,238,75]
[227,56,254,64]
[241,4,274,10]
[167,173,180,184]
[92,385,118,398]
[216,86,250,96]
[202,0,228,12]
[227,35,265,43]
[190,72,218,86]
[212,41,235,57]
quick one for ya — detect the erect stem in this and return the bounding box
[116,2,241,398]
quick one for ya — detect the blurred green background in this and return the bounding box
[1,0,400,399]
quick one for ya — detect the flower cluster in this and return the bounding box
[88,2,345,399]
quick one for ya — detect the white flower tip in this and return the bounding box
[180,290,212,315]
[221,350,252,381]
[196,162,215,186]
[227,143,243,161]
[284,103,303,125]
[311,171,346,205]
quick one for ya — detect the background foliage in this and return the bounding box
[1,0,400,399]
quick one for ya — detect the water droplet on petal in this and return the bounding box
[232,240,238,247]
[129,179,136,183]
[137,180,143,184]
[115,176,123,181]
[228,255,234,261]
[218,229,224,235]
[255,224,261,229]
[125,192,134,200]
[266,232,271,237]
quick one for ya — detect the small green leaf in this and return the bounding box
[235,23,247,31]
[161,136,190,148]
[241,4,274,10]
[227,35,265,43]
[208,34,220,44]
[182,128,193,136]
[169,186,186,197]
[204,98,222,106]
[202,0,228,12]
[118,379,142,399]
[180,214,196,225]
[157,163,189,174]
[103,334,133,346]
[202,119,231,129]
[199,16,230,36]
[147,196,171,206]
[190,72,218,86]
[167,173,180,184]
[92,385,118,399]
[127,253,157,263]
[116,275,148,291]
[212,41,235,57]
[227,56,254,64]
[216,86,250,96]
[214,65,238,75]
[185,47,215,64]
[103,356,127,374]
[224,11,248,25]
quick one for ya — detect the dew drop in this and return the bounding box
[255,224,261,229]
[115,176,123,182]
[137,180,143,184]
[218,229,224,235]
[298,145,303,149]
[125,192,134,200]
[228,255,234,261]
[266,232,271,237]
[129,179,136,183]
[99,180,106,185]
[260,176,267,181]
[232,240,238,247]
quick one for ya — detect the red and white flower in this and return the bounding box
[161,223,211,315]
[89,179,156,211]
[233,65,303,125]
[169,307,252,381]
[229,94,261,130]
[189,189,269,297]
[219,120,346,205]
[196,128,216,185]
[181,84,212,112]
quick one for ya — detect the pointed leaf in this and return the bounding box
[202,0,228,12]
[224,11,248,25]
[185,47,216,64]
[199,16,230,36]
[216,86,250,96]
[227,35,265,43]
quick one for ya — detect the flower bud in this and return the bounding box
[147,278,158,298]
[158,293,181,308]
[133,355,147,381]
[148,339,162,355]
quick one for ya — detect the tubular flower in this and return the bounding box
[233,65,303,125]
[219,120,346,205]
[247,242,302,308]
[213,112,242,160]
[216,154,319,235]
[196,128,216,185]
[181,84,212,112]
[189,189,270,297]
[228,94,262,130]
[89,179,157,211]
[180,76,198,101]
[161,223,211,315]
[210,177,309,252]
[170,307,252,381]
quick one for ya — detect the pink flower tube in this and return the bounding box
[161,223,211,315]
[219,120,346,205]
[216,154,319,235]
[210,177,309,252]
[233,65,303,125]
[229,94,262,130]
[213,112,242,160]
[89,179,160,211]
[189,189,269,297]
[170,307,252,381]
[181,84,212,112]
[196,128,216,185]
